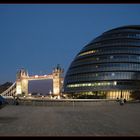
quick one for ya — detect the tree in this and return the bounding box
[0,82,13,93]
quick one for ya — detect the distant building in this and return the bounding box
[64,25,140,100]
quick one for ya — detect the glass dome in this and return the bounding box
[64,25,140,99]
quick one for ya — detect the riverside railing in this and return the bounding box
[5,97,117,106]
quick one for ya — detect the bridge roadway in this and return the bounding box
[0,101,140,136]
[25,74,53,80]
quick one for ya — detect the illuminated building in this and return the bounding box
[64,25,140,99]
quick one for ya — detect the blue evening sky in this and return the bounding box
[0,4,140,84]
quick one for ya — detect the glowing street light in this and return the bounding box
[49,90,52,95]
[49,90,52,99]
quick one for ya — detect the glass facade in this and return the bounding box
[64,25,140,100]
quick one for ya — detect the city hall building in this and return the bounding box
[64,25,140,100]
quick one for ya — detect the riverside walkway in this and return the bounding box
[0,100,140,136]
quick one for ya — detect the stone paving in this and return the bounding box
[0,102,140,136]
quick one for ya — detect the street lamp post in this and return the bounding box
[49,90,52,99]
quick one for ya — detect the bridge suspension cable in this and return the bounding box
[1,82,16,97]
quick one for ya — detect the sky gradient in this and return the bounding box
[0,4,140,84]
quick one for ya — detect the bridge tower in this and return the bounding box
[52,64,64,96]
[16,68,29,96]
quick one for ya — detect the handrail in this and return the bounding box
[1,82,16,96]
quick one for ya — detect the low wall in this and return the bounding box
[5,98,117,106]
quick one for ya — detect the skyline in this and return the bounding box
[0,4,140,84]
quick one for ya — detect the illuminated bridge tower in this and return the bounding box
[16,68,29,96]
[52,64,64,96]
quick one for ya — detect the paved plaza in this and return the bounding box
[0,102,140,136]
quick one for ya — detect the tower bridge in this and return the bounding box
[1,65,64,97]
